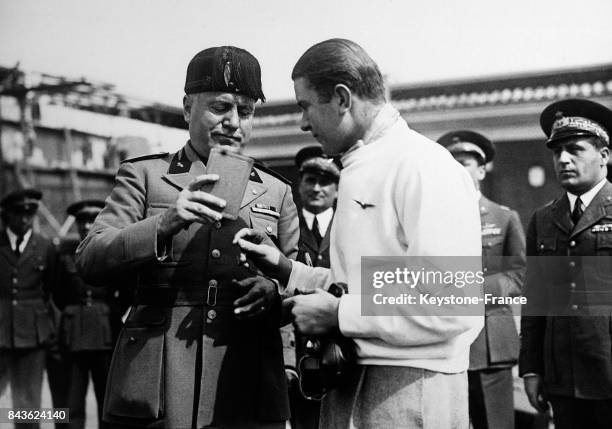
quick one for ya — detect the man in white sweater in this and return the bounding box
[235,38,483,428]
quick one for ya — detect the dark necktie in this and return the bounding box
[14,235,23,258]
[571,197,584,225]
[312,216,323,247]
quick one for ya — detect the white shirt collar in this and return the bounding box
[6,227,32,254]
[567,178,607,211]
[302,207,334,236]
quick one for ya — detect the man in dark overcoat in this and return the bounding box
[520,98,612,429]
[76,46,299,429]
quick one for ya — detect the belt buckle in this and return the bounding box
[207,285,217,306]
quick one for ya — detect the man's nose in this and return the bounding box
[557,150,571,164]
[223,108,240,130]
[300,113,311,132]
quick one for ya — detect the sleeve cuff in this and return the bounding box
[123,213,163,265]
[337,294,363,338]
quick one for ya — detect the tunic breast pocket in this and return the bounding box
[249,211,279,241]
[537,237,557,255]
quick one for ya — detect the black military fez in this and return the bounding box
[437,130,495,165]
[540,98,612,148]
[0,188,42,213]
[184,46,265,102]
[67,199,104,221]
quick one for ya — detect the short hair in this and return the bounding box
[291,38,386,103]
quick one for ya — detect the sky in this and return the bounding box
[1,0,611,106]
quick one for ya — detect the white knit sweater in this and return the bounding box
[288,104,483,373]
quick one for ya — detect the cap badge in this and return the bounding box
[551,115,609,146]
[223,61,234,88]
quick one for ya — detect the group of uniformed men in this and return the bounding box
[1,39,612,429]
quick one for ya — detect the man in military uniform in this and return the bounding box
[55,200,127,429]
[520,98,612,429]
[76,46,299,429]
[0,189,56,428]
[294,145,338,270]
[438,131,526,429]
[289,145,339,429]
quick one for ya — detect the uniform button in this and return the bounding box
[12,277,17,285]
[539,244,545,250]
[569,261,576,268]
[12,300,17,306]
[252,189,258,195]
[483,267,488,273]
[128,336,137,344]
[86,302,92,307]
[266,226,273,234]
[214,221,222,229]
[570,282,576,289]
[211,249,221,258]
[318,255,323,260]
[487,242,492,247]
[86,290,92,297]
[569,240,576,247]
[11,288,17,294]
[207,309,217,320]
[209,279,218,287]
[571,304,578,311]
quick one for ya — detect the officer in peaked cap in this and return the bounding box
[284,147,339,429]
[520,99,612,429]
[54,198,128,429]
[75,46,298,428]
[0,188,56,424]
[438,131,526,429]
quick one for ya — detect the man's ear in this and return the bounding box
[600,146,610,166]
[477,165,486,181]
[333,84,352,113]
[183,94,192,123]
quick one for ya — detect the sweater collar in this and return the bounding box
[341,103,400,165]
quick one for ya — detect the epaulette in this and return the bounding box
[121,152,169,164]
[253,161,293,186]
[500,205,510,211]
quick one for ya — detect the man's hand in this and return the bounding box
[524,375,549,413]
[233,275,279,319]
[233,228,292,284]
[158,174,226,241]
[285,288,340,336]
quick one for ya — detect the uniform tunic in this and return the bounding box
[0,229,56,427]
[76,142,299,428]
[520,181,612,399]
[468,196,525,429]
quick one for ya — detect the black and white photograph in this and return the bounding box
[1,1,612,428]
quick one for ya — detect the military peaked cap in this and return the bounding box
[437,130,495,164]
[540,98,612,147]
